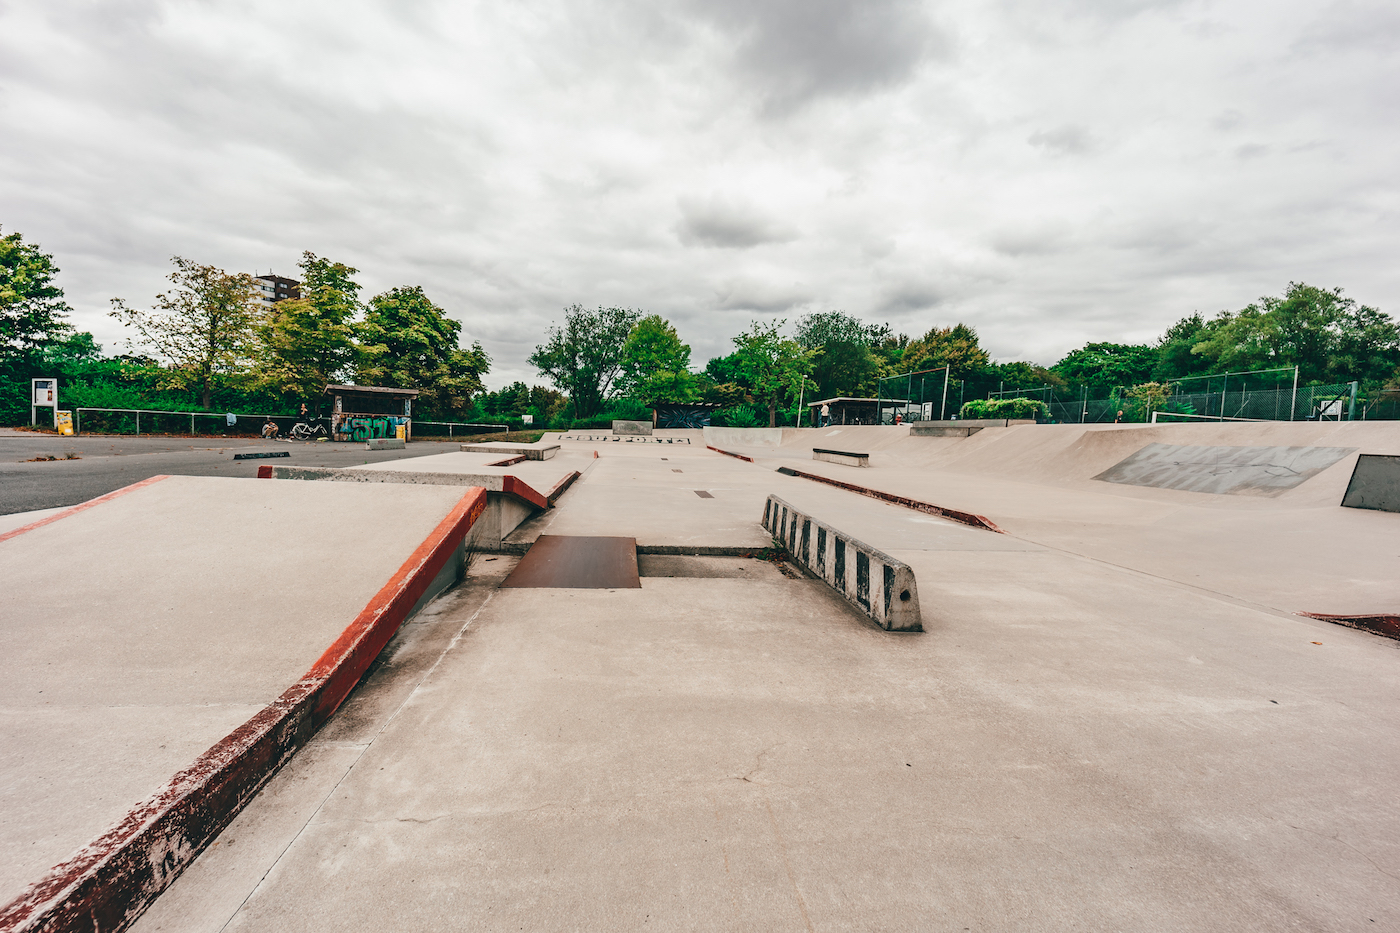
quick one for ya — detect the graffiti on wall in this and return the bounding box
[334,415,408,441]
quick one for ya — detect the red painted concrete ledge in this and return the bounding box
[0,485,488,933]
[775,465,1003,533]
[706,445,755,463]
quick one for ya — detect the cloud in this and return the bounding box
[0,0,1397,387]
[675,195,797,249]
[685,0,945,112]
[1028,124,1095,156]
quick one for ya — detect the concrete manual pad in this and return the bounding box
[0,474,475,910]
[460,442,559,460]
[1094,442,1357,495]
[502,534,641,588]
[133,556,1400,932]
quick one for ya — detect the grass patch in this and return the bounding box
[450,429,549,444]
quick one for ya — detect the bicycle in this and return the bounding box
[288,420,329,441]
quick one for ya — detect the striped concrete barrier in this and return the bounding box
[761,494,922,633]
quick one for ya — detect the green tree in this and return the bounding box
[1153,313,1207,379]
[794,311,881,399]
[1,227,73,359]
[900,324,991,378]
[1126,381,1174,420]
[109,257,260,409]
[1183,283,1399,385]
[731,319,816,427]
[529,305,641,418]
[355,285,490,416]
[618,314,699,403]
[257,252,362,404]
[1051,342,1158,386]
[986,360,1062,388]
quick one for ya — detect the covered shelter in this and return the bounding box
[807,397,909,426]
[324,384,419,442]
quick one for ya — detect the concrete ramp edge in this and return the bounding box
[762,494,922,633]
[0,487,489,933]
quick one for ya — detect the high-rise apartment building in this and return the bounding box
[253,274,300,309]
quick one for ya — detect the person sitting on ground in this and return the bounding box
[261,418,279,438]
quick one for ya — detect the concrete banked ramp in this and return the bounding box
[0,475,488,933]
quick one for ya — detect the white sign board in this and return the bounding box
[521,414,534,425]
[31,378,58,427]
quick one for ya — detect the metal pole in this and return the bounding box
[876,376,883,426]
[1290,366,1298,421]
[1220,376,1226,421]
[1348,381,1358,421]
[136,411,140,435]
[940,367,950,421]
[191,413,195,435]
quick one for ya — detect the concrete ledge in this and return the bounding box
[775,466,1003,533]
[761,494,922,633]
[365,438,405,450]
[232,450,290,460]
[707,446,755,463]
[909,425,981,437]
[912,419,1035,428]
[1341,454,1400,512]
[460,443,559,460]
[812,448,869,467]
[0,488,487,933]
[612,420,652,436]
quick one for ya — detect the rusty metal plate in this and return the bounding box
[501,535,641,589]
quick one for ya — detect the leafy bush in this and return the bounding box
[958,397,1049,420]
[713,405,762,427]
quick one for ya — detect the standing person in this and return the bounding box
[1114,410,1124,423]
[820,402,830,427]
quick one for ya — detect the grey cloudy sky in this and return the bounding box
[3,0,1397,387]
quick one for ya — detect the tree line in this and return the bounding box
[1,233,490,424]
[4,223,1398,429]
[526,286,1400,427]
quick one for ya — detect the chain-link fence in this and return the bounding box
[977,363,1398,423]
[74,408,303,436]
[411,421,510,438]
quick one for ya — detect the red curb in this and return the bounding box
[0,487,489,933]
[0,475,171,544]
[775,466,1004,534]
[1297,612,1400,641]
[485,455,528,467]
[706,445,755,463]
[500,475,548,510]
[256,465,273,478]
[545,470,582,506]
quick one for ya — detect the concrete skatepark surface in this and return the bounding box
[3,421,1398,931]
[0,475,480,919]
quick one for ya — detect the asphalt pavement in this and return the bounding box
[0,431,467,515]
